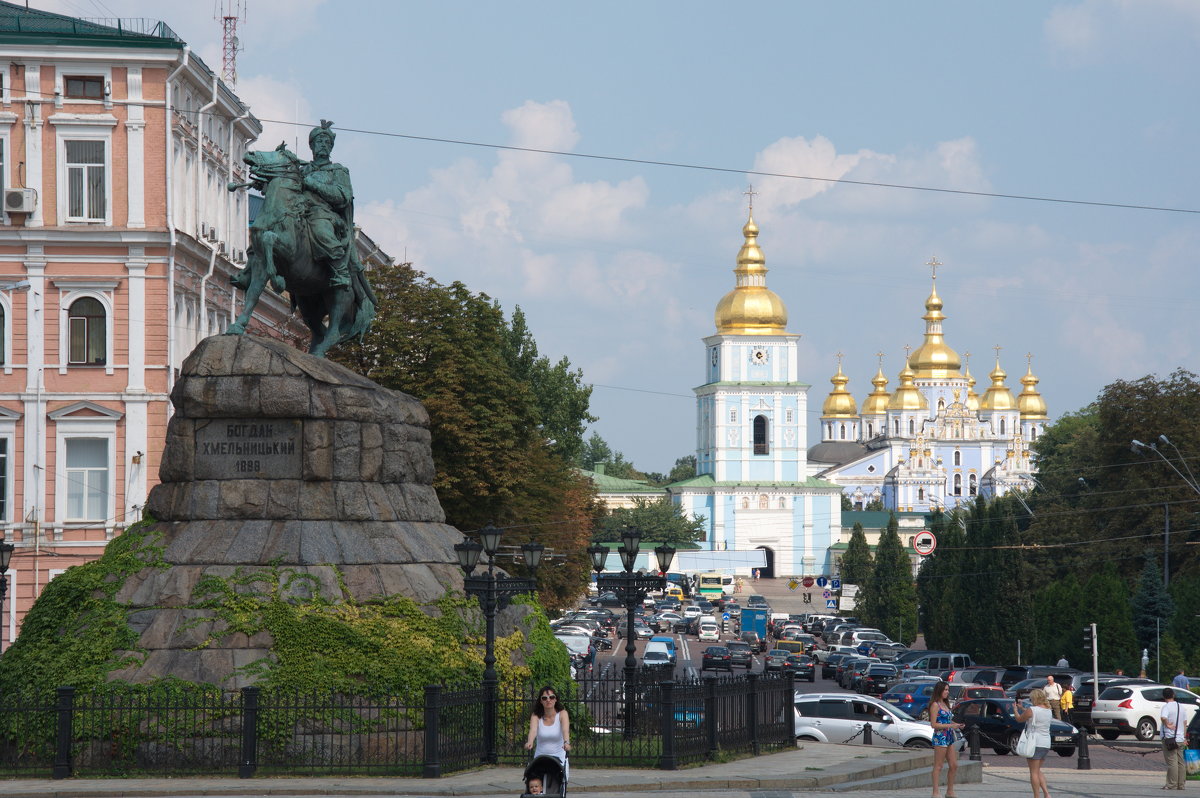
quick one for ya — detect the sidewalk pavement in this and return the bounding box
[0,743,1176,798]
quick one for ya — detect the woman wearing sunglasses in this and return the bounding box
[525,686,571,772]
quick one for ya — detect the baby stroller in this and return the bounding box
[522,753,568,797]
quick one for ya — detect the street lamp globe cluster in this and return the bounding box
[453,523,544,765]
[587,528,675,737]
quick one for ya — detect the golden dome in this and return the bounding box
[714,214,789,335]
[979,358,1018,411]
[822,362,859,418]
[887,362,928,411]
[908,281,962,379]
[1018,362,1048,419]
[861,366,891,415]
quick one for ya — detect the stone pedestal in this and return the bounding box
[112,335,465,686]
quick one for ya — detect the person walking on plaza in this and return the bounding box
[1162,687,1187,790]
[1043,675,1064,721]
[1059,683,1074,724]
[1173,669,1190,690]
[1014,688,1053,798]
[1056,654,1069,668]
[928,681,965,798]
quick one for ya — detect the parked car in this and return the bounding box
[947,684,1006,704]
[841,657,881,691]
[616,616,654,639]
[860,664,900,695]
[701,645,733,672]
[651,611,683,632]
[1092,683,1200,741]
[821,652,851,679]
[785,654,816,682]
[906,652,974,674]
[793,693,960,749]
[765,648,791,673]
[953,698,1078,756]
[950,666,1006,687]
[1000,665,1081,690]
[881,680,939,719]
[726,640,754,669]
[1071,676,1153,731]
[592,591,622,608]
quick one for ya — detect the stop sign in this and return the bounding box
[801,576,815,588]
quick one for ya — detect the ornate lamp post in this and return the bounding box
[454,524,543,764]
[589,529,674,737]
[0,539,13,652]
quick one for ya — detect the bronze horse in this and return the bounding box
[226,143,375,356]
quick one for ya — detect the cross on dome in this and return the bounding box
[927,256,942,280]
[744,184,758,213]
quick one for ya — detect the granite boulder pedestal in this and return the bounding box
[112,335,471,687]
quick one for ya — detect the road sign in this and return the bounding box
[722,612,731,621]
[816,576,828,588]
[803,592,812,604]
[787,578,799,591]
[831,578,842,590]
[822,590,831,599]
[913,530,937,556]
[801,576,814,588]
[826,598,837,609]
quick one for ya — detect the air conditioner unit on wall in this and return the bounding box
[4,188,36,213]
[206,227,219,242]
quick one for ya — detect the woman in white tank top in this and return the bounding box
[525,685,571,775]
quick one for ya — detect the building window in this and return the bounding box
[64,75,104,100]
[839,423,846,440]
[1030,425,1038,439]
[778,497,786,509]
[918,487,925,501]
[953,450,961,466]
[953,473,962,496]
[729,407,737,423]
[867,423,873,437]
[65,438,108,521]
[938,398,945,412]
[753,415,769,455]
[969,474,978,496]
[65,140,106,221]
[908,418,915,435]
[759,494,768,509]
[68,297,106,365]
[785,408,794,424]
[999,417,1006,435]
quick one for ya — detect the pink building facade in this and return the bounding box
[0,7,391,648]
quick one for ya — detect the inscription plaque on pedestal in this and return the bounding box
[194,418,302,479]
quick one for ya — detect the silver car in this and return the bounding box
[793,692,964,750]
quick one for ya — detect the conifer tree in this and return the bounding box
[1130,553,1175,652]
[840,522,874,587]
[859,513,918,644]
[1084,564,1140,672]
[918,511,965,650]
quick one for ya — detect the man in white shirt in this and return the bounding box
[1056,655,1069,668]
[1162,688,1187,789]
[1043,675,1064,720]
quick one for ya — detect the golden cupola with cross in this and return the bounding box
[907,268,962,379]
[1018,357,1048,420]
[822,359,858,419]
[714,212,789,335]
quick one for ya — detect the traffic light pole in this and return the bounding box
[1085,623,1098,701]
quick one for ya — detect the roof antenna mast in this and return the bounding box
[216,0,247,84]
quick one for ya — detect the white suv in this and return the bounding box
[1092,684,1198,741]
[792,693,962,749]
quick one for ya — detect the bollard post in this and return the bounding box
[238,686,259,779]
[659,680,677,770]
[1075,727,1091,770]
[52,686,75,780]
[863,722,873,745]
[968,724,981,761]
[423,684,442,778]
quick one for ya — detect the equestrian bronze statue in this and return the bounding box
[227,120,376,357]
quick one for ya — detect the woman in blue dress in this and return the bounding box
[929,681,964,798]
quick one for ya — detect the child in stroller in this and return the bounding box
[522,753,567,796]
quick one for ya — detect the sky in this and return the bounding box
[39,0,1200,474]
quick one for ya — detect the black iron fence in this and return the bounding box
[0,672,795,779]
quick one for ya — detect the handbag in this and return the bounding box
[1015,728,1037,758]
[1165,703,1183,751]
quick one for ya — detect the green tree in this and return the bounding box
[667,455,697,484]
[1130,553,1175,652]
[917,511,966,650]
[840,522,873,586]
[578,432,642,479]
[594,497,705,547]
[858,514,918,645]
[1168,576,1200,671]
[332,262,595,608]
[1031,573,1087,667]
[1084,564,1140,673]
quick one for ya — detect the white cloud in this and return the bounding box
[235,74,315,152]
[1045,1,1200,64]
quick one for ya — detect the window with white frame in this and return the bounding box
[65,437,108,521]
[68,297,106,365]
[65,139,106,221]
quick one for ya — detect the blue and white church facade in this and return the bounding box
[809,263,1048,513]
[670,214,842,578]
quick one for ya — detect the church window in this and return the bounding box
[999,417,1006,435]
[918,487,925,501]
[839,423,846,440]
[938,398,945,412]
[827,423,833,438]
[753,415,769,455]
[953,450,961,466]
[759,494,768,509]
[785,408,794,423]
[867,423,874,437]
[969,474,978,496]
[778,497,786,509]
[953,473,962,496]
[1030,425,1038,439]
[908,418,915,435]
[729,407,738,423]
[893,420,900,435]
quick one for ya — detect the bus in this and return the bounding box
[696,572,725,600]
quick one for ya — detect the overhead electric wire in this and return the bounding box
[253,117,1200,216]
